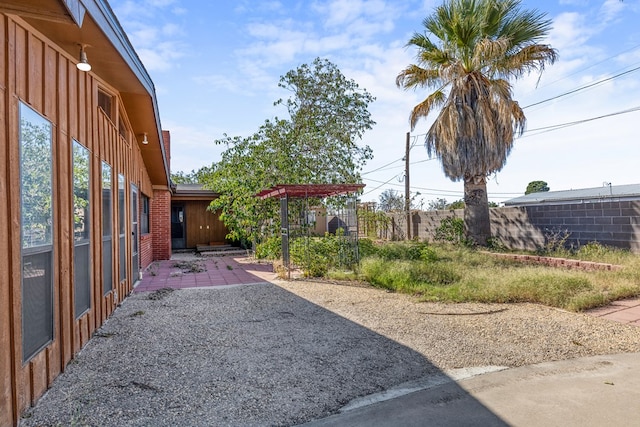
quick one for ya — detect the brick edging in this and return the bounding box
[483,252,622,271]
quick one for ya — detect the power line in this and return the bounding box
[361,157,403,175]
[533,42,640,92]
[361,173,403,196]
[523,64,640,109]
[521,105,640,138]
[362,177,522,196]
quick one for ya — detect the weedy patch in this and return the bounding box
[148,287,174,301]
[172,260,206,273]
[147,261,160,276]
[226,265,233,270]
[130,310,145,317]
[93,331,115,338]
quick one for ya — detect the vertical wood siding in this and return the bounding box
[0,14,14,427]
[0,16,161,425]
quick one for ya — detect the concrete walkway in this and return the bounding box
[300,352,640,427]
[586,298,640,326]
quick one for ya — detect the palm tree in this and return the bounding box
[397,0,557,245]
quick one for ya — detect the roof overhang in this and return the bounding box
[0,0,170,186]
[257,184,365,199]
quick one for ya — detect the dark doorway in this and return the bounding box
[171,203,186,249]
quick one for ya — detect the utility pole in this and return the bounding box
[405,132,411,240]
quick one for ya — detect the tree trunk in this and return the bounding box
[463,177,491,246]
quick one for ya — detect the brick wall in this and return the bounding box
[140,234,153,270]
[382,200,640,252]
[151,188,171,260]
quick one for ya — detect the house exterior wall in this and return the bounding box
[0,14,168,425]
[152,187,172,259]
[384,201,640,252]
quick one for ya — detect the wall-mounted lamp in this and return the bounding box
[142,133,148,144]
[76,44,91,72]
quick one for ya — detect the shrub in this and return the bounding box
[255,235,281,260]
[290,237,330,277]
[434,217,466,244]
[358,238,378,259]
[420,246,438,262]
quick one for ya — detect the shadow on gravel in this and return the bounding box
[21,283,507,427]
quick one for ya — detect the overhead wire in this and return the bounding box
[522,64,640,109]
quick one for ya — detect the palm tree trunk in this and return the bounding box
[463,176,491,246]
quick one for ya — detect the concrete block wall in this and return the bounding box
[382,200,640,252]
[495,201,640,252]
[151,188,172,260]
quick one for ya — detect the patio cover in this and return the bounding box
[256,184,365,199]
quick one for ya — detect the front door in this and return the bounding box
[171,203,186,249]
[131,184,139,283]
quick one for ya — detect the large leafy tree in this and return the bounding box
[396,0,557,245]
[378,189,405,212]
[203,58,375,243]
[525,180,550,194]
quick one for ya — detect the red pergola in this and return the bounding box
[255,183,365,278]
[256,183,365,199]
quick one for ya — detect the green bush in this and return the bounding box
[290,237,330,277]
[358,238,378,258]
[360,257,461,292]
[420,246,438,262]
[255,235,281,259]
[434,217,465,244]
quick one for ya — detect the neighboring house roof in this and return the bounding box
[503,184,640,206]
[172,184,219,201]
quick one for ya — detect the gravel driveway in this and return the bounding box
[21,279,640,426]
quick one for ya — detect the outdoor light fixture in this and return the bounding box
[142,133,148,144]
[76,44,91,72]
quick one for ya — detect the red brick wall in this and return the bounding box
[140,234,153,270]
[152,188,172,260]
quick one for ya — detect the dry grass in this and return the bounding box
[359,244,640,311]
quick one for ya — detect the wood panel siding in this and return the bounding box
[0,14,14,427]
[1,14,164,425]
[184,200,228,248]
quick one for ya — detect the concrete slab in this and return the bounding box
[301,353,640,427]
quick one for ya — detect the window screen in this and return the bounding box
[141,194,149,234]
[73,140,91,318]
[118,174,126,282]
[20,102,54,362]
[102,162,113,295]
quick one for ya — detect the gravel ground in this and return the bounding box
[21,280,640,427]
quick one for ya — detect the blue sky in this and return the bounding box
[110,0,640,206]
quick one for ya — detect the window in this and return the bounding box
[118,174,126,282]
[20,102,54,362]
[102,162,113,295]
[118,116,128,141]
[73,141,91,318]
[98,90,113,120]
[141,194,150,234]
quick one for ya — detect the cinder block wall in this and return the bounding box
[383,200,640,252]
[495,201,640,252]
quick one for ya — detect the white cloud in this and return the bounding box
[111,0,187,72]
